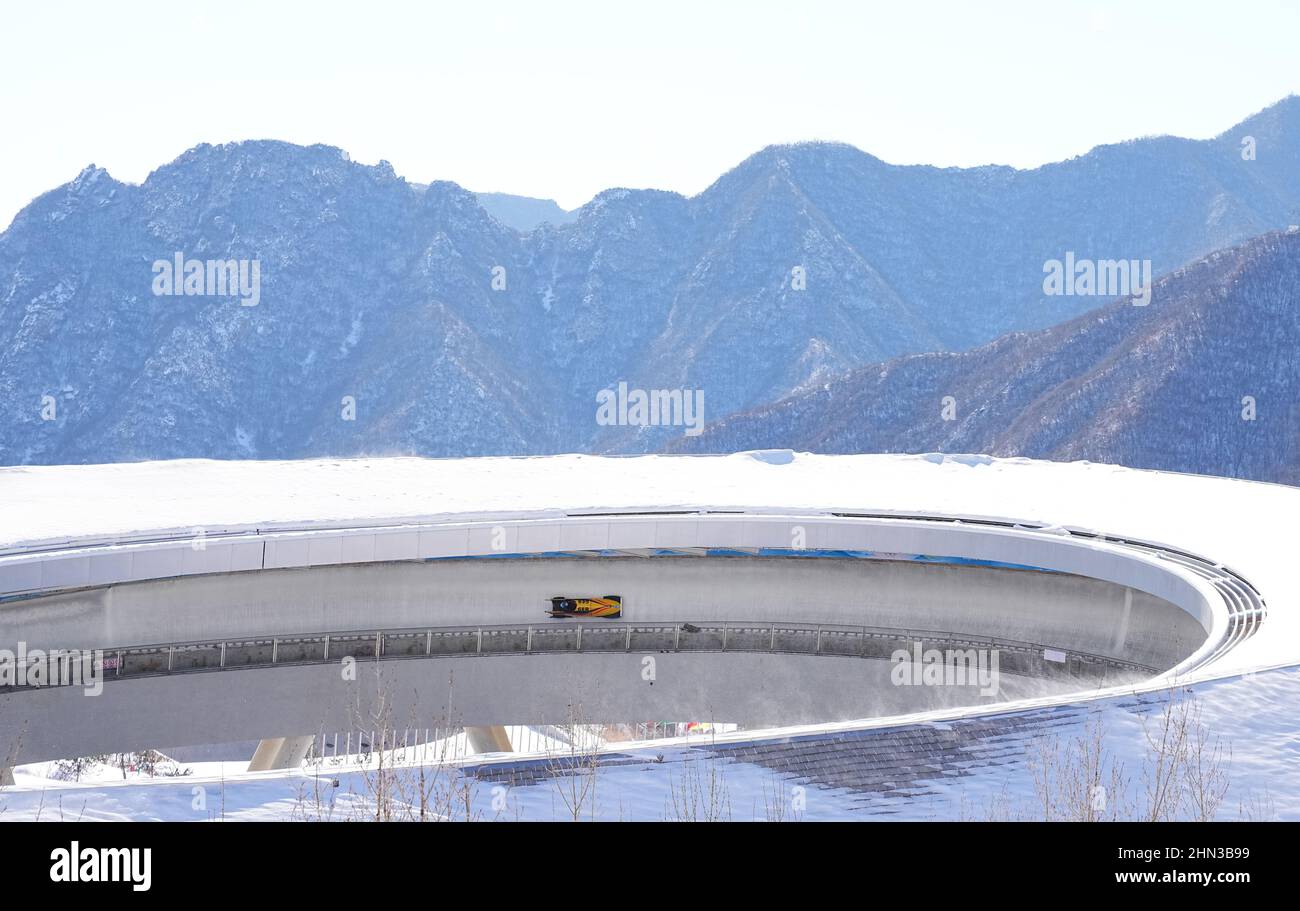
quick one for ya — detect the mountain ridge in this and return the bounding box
[4,98,1300,466]
[675,228,1300,484]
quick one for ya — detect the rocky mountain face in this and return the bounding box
[677,230,1300,485]
[3,98,1300,465]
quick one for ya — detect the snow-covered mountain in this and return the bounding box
[3,98,1300,464]
[677,229,1300,485]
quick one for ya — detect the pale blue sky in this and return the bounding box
[2,0,1298,229]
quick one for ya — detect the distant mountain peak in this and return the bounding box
[1220,94,1300,147]
[475,192,576,232]
[71,164,109,187]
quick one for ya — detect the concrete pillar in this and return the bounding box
[247,735,314,771]
[464,725,512,754]
[0,766,13,787]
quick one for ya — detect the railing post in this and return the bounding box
[674,624,681,651]
[219,642,226,668]
[167,646,174,672]
[476,627,483,655]
[271,638,278,664]
[576,625,583,651]
[625,625,632,651]
[815,626,822,654]
[770,623,776,651]
[425,630,432,656]
[323,635,330,661]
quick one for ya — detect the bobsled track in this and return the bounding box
[0,451,1294,773]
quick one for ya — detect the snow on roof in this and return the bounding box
[0,450,1288,545]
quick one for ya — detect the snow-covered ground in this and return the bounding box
[0,451,1291,551]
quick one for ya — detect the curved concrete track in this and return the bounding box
[0,452,1291,766]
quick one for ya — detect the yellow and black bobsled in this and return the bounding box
[547,595,622,618]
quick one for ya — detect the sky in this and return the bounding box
[1,0,1299,229]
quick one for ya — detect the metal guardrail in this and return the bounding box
[0,619,1158,693]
